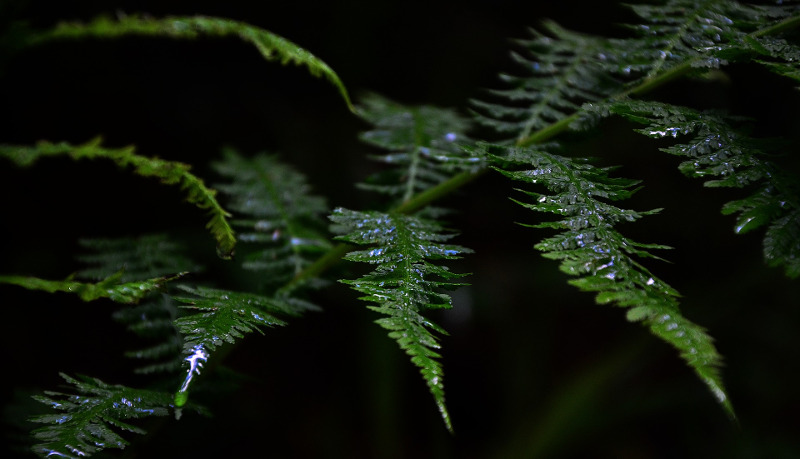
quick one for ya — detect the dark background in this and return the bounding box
[1,1,800,457]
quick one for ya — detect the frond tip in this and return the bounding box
[486,143,734,419]
[330,207,472,432]
[30,373,173,459]
[31,14,355,112]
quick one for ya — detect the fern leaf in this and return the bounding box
[472,21,620,141]
[171,285,316,403]
[113,295,185,374]
[604,99,800,278]
[31,14,354,112]
[212,150,331,288]
[0,271,185,304]
[330,207,472,432]
[77,234,197,282]
[30,373,172,458]
[357,94,480,207]
[486,143,733,418]
[0,137,236,259]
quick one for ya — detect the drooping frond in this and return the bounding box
[604,99,800,278]
[212,149,331,288]
[357,94,480,207]
[0,271,185,304]
[77,234,197,282]
[485,143,733,418]
[329,208,472,432]
[472,21,620,141]
[171,285,317,404]
[30,14,354,112]
[0,137,236,259]
[30,373,173,458]
[616,0,795,78]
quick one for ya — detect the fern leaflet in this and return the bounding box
[0,137,236,259]
[76,234,197,282]
[603,99,800,278]
[330,207,472,432]
[358,93,479,207]
[213,149,331,289]
[0,271,185,304]
[171,285,317,404]
[485,143,733,418]
[30,373,173,458]
[30,14,354,112]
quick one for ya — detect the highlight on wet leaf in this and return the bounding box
[485,143,733,418]
[0,271,186,304]
[330,207,472,432]
[30,14,354,112]
[357,94,480,207]
[30,373,173,459]
[213,149,331,289]
[603,99,800,278]
[0,137,236,259]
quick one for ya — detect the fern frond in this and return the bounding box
[604,99,800,278]
[213,149,331,288]
[0,137,236,259]
[30,373,172,458]
[330,207,472,432]
[31,14,354,112]
[485,143,733,418]
[617,0,794,78]
[358,94,480,206]
[171,285,316,404]
[0,271,185,304]
[77,234,197,282]
[472,21,620,141]
[113,295,184,374]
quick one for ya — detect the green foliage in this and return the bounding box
[330,208,471,432]
[603,99,800,278]
[0,271,185,304]
[4,1,800,457]
[28,14,354,112]
[0,138,236,259]
[487,144,732,417]
[29,373,173,458]
[212,150,331,288]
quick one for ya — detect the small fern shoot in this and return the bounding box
[486,143,733,418]
[358,94,480,208]
[330,208,472,432]
[171,285,317,405]
[603,99,800,278]
[0,137,236,259]
[30,373,173,458]
[213,150,331,289]
[29,14,354,112]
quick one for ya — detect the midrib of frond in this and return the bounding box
[404,110,428,202]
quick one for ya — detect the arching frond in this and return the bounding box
[30,14,354,112]
[0,138,236,259]
[486,143,733,419]
[30,373,173,459]
[0,271,185,304]
[604,99,800,278]
[330,208,472,432]
[213,150,331,289]
[357,94,480,208]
